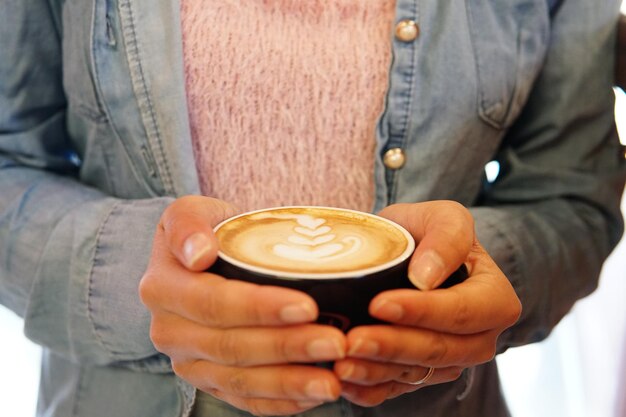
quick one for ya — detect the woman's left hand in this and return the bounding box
[333,201,522,406]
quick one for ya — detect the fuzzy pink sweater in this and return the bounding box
[181,1,396,213]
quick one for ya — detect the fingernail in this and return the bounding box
[371,299,404,321]
[306,338,345,360]
[280,302,316,324]
[409,250,445,290]
[338,362,355,380]
[347,338,379,357]
[305,380,335,401]
[183,233,212,268]
[338,362,367,381]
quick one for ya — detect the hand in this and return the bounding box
[333,201,522,406]
[139,196,347,416]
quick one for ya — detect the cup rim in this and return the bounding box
[213,206,416,280]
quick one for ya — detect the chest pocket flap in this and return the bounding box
[467,0,550,129]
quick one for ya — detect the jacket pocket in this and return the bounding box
[467,0,550,129]
[62,0,108,123]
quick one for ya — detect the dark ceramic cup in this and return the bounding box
[210,206,466,331]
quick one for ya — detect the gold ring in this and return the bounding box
[408,367,435,386]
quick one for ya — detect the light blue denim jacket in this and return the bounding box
[1,0,625,416]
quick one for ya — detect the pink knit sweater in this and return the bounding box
[181,1,396,213]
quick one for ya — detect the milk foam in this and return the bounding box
[252,213,362,263]
[214,207,414,277]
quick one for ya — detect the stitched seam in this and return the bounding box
[90,1,159,194]
[85,201,121,361]
[85,0,109,122]
[118,0,174,193]
[176,378,197,417]
[125,1,174,193]
[465,0,494,127]
[71,103,108,123]
[70,366,86,417]
[480,210,526,339]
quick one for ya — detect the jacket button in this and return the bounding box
[395,20,420,42]
[383,148,406,170]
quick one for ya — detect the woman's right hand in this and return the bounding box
[139,196,346,416]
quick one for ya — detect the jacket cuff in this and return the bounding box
[87,198,174,364]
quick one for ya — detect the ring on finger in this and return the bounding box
[408,367,435,386]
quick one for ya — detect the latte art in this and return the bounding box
[214,207,415,279]
[258,213,361,262]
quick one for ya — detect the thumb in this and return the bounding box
[378,201,474,290]
[159,195,239,271]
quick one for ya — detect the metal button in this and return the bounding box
[383,148,406,170]
[395,20,420,42]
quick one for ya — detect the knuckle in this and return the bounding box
[137,273,155,305]
[244,401,266,417]
[388,382,411,399]
[199,285,225,327]
[442,200,475,245]
[171,195,199,212]
[160,201,179,229]
[227,370,251,397]
[170,360,188,378]
[213,198,238,223]
[138,269,166,308]
[450,367,464,381]
[451,292,471,330]
[160,196,199,234]
[361,391,387,407]
[148,320,173,353]
[399,367,422,384]
[278,374,297,399]
[273,333,293,362]
[425,332,449,365]
[216,330,245,366]
[244,286,267,324]
[475,341,497,364]
[507,297,523,326]
[445,200,473,222]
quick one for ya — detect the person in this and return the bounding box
[0,0,624,416]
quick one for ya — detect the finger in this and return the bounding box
[340,366,463,407]
[345,325,500,367]
[207,389,325,417]
[341,381,409,408]
[150,315,345,365]
[174,360,341,403]
[378,201,474,290]
[140,269,319,327]
[335,358,463,386]
[369,244,521,334]
[159,195,239,271]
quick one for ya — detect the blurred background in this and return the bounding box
[2,12,626,417]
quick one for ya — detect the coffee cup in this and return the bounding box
[211,206,466,330]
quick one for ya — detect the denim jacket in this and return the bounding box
[1,0,624,416]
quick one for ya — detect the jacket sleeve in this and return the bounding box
[469,0,626,351]
[0,0,174,371]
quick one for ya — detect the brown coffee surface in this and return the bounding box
[215,207,410,275]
